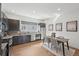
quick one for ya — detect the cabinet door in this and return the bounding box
[22,36,26,43]
[25,35,31,43]
[18,36,23,44]
[13,36,19,45]
[13,35,31,45]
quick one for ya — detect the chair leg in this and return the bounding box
[55,46,58,53]
[48,42,49,47]
[67,41,69,50]
[51,43,52,48]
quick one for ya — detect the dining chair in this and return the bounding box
[50,34,62,53]
[43,36,51,47]
[51,38,61,52]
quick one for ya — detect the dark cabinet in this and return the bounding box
[25,35,31,43]
[13,36,19,45]
[12,35,31,46]
[8,19,20,31]
[13,36,23,45]
[35,34,41,40]
[18,36,23,44]
[38,23,46,27]
[22,36,26,43]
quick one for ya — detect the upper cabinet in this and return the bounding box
[1,12,20,32]
[8,19,20,31]
[21,21,38,32]
[38,23,46,28]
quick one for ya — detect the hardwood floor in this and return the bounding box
[73,49,79,56]
[10,40,79,56]
[11,40,55,56]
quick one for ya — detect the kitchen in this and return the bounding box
[0,3,79,56]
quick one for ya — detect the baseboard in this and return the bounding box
[65,45,79,50]
[69,46,79,50]
[31,39,41,42]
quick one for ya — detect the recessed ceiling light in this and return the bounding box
[33,10,36,14]
[11,10,15,13]
[57,8,61,11]
[55,13,61,17]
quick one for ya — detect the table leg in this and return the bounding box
[62,42,65,56]
[67,41,69,50]
[7,40,9,56]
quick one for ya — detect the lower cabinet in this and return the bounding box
[12,36,19,45]
[35,34,41,40]
[12,35,31,46]
[25,35,31,43]
[18,36,23,44]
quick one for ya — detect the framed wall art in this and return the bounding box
[55,23,62,31]
[66,21,77,32]
[48,24,53,31]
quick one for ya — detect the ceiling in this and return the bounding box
[2,3,79,19]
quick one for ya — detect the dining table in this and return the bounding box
[47,36,70,56]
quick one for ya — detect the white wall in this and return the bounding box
[45,13,79,49]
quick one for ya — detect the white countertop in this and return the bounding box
[2,32,41,40]
[2,35,13,39]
